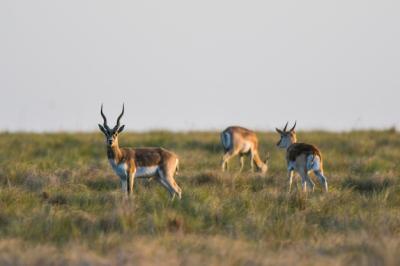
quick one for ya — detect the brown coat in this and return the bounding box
[108,147,177,167]
[222,126,260,154]
[286,143,322,162]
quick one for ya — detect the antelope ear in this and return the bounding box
[98,124,107,134]
[276,128,283,134]
[117,125,125,133]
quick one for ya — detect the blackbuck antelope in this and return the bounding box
[221,126,268,173]
[98,105,182,199]
[276,122,328,193]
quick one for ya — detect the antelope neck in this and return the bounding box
[107,143,123,163]
[286,139,297,151]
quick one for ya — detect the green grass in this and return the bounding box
[0,130,399,265]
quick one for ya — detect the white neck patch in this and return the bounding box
[109,159,127,178]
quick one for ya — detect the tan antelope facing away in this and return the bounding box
[221,126,268,173]
[276,122,328,193]
[98,105,182,199]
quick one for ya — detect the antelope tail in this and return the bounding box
[220,131,232,151]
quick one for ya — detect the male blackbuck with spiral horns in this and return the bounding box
[98,104,182,199]
[276,122,328,193]
[221,126,268,174]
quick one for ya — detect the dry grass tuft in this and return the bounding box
[342,176,394,194]
[189,171,227,185]
[47,194,68,205]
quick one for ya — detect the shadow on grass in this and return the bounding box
[41,192,68,205]
[189,171,274,193]
[287,192,307,211]
[341,177,393,194]
[85,179,118,191]
[319,242,385,266]
[189,171,225,185]
[0,212,10,227]
[98,214,124,233]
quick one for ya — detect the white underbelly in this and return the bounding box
[135,166,159,178]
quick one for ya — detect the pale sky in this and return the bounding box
[0,1,399,132]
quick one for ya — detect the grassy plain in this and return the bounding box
[0,130,399,265]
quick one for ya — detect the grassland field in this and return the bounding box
[0,130,399,266]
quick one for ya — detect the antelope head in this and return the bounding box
[276,121,297,149]
[98,104,125,147]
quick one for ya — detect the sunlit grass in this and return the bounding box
[0,130,399,265]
